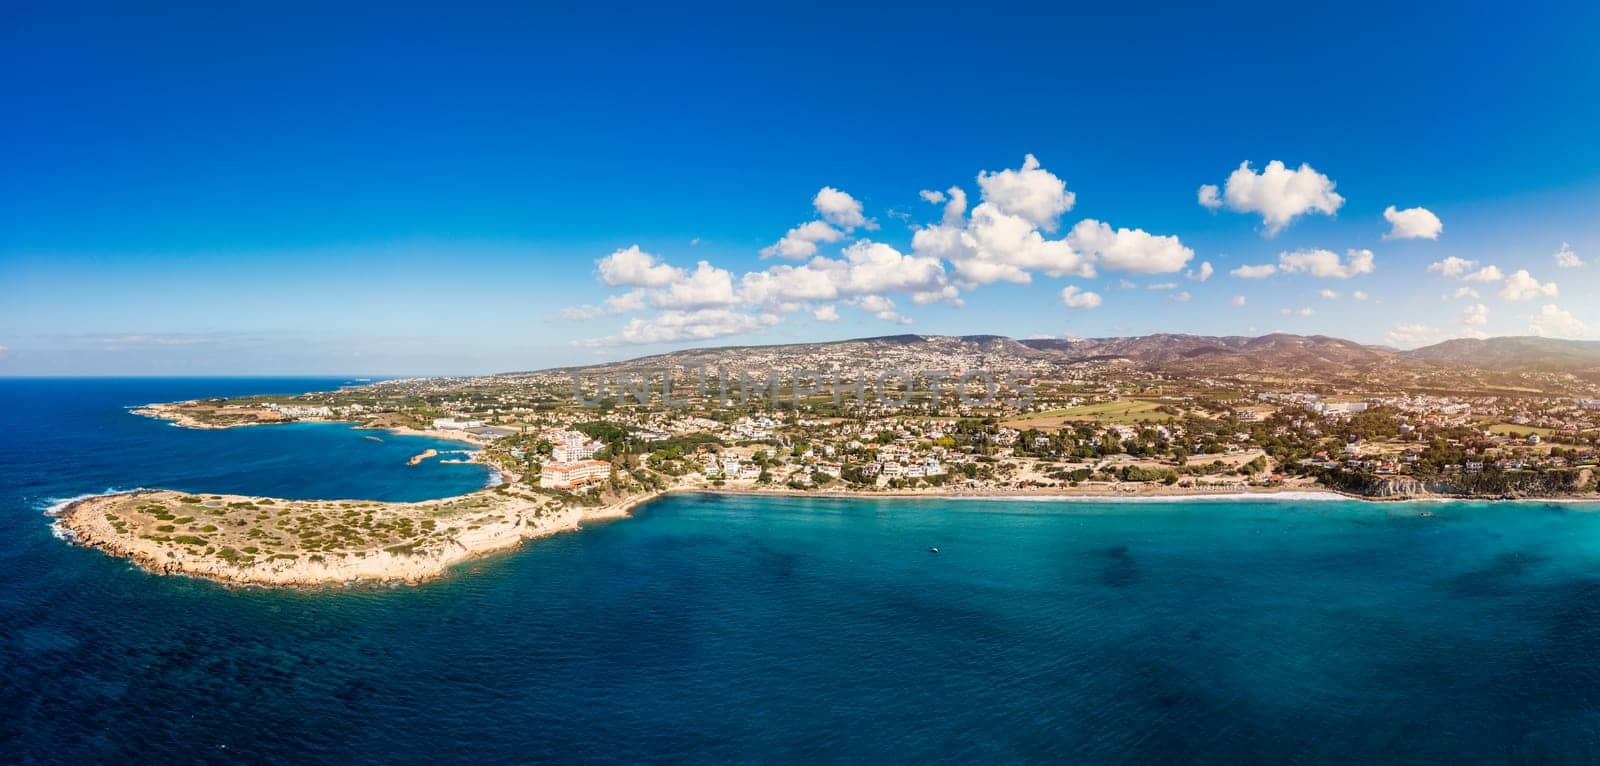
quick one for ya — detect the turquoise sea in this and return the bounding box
[4,379,1600,763]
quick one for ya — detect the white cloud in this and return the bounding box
[1231,264,1279,279]
[1528,304,1591,338]
[935,187,967,226]
[1498,269,1558,300]
[1319,289,1340,300]
[919,189,945,204]
[1187,261,1214,282]
[1147,282,1179,291]
[1060,285,1103,309]
[1066,219,1194,274]
[856,294,911,324]
[1277,248,1375,279]
[1200,160,1344,235]
[597,245,684,287]
[1352,291,1369,301]
[1387,323,1444,348]
[604,290,649,313]
[654,261,739,309]
[1382,205,1443,240]
[1554,242,1585,268]
[760,186,874,259]
[761,220,844,259]
[1427,257,1477,278]
[1165,291,1192,304]
[559,305,601,320]
[837,240,948,296]
[910,286,962,307]
[1462,303,1489,327]
[1197,184,1222,210]
[812,305,840,322]
[1230,295,1248,307]
[976,154,1075,231]
[1280,307,1315,317]
[814,186,873,230]
[1446,287,1480,300]
[581,309,780,346]
[922,202,1092,286]
[1429,257,1507,284]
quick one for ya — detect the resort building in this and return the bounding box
[539,459,611,491]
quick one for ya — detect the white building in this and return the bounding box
[539,460,610,491]
[433,417,485,430]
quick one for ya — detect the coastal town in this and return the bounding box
[128,334,1600,503]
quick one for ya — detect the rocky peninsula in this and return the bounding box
[55,487,645,587]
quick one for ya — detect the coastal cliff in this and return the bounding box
[1325,469,1595,500]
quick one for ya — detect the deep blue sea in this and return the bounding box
[5,379,1600,764]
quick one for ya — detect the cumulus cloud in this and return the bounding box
[911,285,963,306]
[1277,248,1375,279]
[1446,286,1481,300]
[1382,205,1443,240]
[1528,304,1590,338]
[1462,303,1490,327]
[1319,289,1340,300]
[836,240,949,296]
[1066,219,1194,274]
[1387,323,1444,348]
[1498,269,1558,300]
[856,294,911,324]
[654,261,739,309]
[1427,257,1477,278]
[1281,307,1316,317]
[909,157,1190,288]
[598,245,685,287]
[1060,285,1103,309]
[1198,160,1344,235]
[580,309,780,346]
[761,220,844,259]
[761,186,875,259]
[573,155,1204,341]
[918,201,1092,286]
[1554,242,1585,268]
[1352,291,1369,301]
[814,187,873,230]
[1463,265,1504,282]
[976,154,1075,231]
[1165,291,1192,304]
[737,239,953,312]
[1231,264,1279,279]
[1230,295,1247,307]
[1234,249,1374,280]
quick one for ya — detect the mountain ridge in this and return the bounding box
[515,333,1600,389]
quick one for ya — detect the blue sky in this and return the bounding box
[3,1,1598,375]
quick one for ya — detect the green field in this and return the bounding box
[1487,423,1558,438]
[1010,399,1174,427]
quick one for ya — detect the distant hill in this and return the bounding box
[1405,337,1600,374]
[519,332,1598,392]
